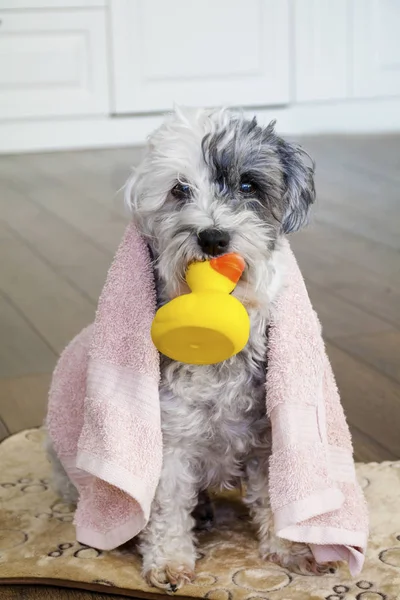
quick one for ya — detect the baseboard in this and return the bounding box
[1,96,400,154]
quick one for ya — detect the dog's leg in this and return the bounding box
[139,446,198,592]
[245,456,337,575]
[192,490,214,531]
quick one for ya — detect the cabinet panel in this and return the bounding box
[0,9,109,119]
[294,0,349,102]
[0,1,105,7]
[352,0,400,97]
[111,0,290,113]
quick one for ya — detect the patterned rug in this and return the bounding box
[0,429,399,600]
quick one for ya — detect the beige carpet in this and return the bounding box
[0,430,399,600]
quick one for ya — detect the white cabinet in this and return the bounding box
[352,0,400,98]
[110,0,290,113]
[294,0,400,103]
[0,8,109,119]
[1,0,400,152]
[0,1,106,7]
[294,0,349,102]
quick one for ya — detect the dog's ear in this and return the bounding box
[277,139,315,234]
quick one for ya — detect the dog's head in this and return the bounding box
[126,107,315,304]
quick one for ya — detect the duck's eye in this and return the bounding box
[171,182,192,199]
[240,180,256,195]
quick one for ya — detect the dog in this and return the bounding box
[47,107,336,592]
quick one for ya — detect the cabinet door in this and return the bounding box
[110,0,289,113]
[352,0,400,97]
[0,9,109,119]
[294,0,349,102]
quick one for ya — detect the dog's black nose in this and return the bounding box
[197,229,230,256]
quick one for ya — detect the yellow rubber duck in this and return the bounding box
[151,253,250,365]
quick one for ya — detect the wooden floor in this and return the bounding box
[1,136,399,463]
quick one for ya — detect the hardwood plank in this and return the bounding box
[292,244,400,327]
[0,415,10,443]
[315,203,400,251]
[313,177,400,236]
[27,179,127,256]
[299,137,400,241]
[310,134,400,182]
[0,373,51,433]
[25,152,128,250]
[315,168,400,214]
[0,292,57,378]
[0,226,94,354]
[0,156,126,255]
[306,281,394,339]
[63,147,139,204]
[294,222,400,282]
[326,342,400,458]
[26,151,130,219]
[351,424,398,463]
[0,183,111,303]
[0,222,14,241]
[337,331,400,385]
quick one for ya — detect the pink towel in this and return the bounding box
[267,245,368,575]
[47,223,162,550]
[47,222,368,574]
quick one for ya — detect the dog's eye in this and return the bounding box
[240,180,256,195]
[171,182,191,199]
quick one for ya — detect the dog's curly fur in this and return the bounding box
[47,107,338,592]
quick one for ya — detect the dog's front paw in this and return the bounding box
[145,563,195,593]
[266,551,338,575]
[262,538,338,576]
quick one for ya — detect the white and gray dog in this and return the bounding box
[48,107,336,592]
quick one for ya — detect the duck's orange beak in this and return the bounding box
[210,253,246,284]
